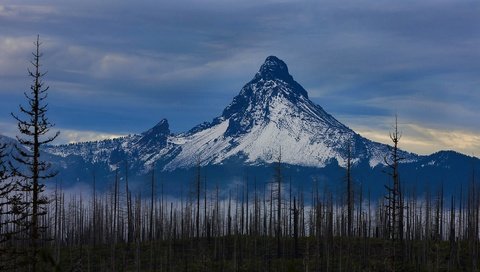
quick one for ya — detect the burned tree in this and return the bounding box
[0,141,18,270]
[10,35,59,271]
[383,115,405,269]
[345,143,354,237]
[274,147,283,257]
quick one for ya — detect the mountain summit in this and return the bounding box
[255,56,293,82]
[255,56,308,96]
[222,56,324,136]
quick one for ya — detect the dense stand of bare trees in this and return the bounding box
[2,156,473,271]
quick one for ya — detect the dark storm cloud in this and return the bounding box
[0,0,478,154]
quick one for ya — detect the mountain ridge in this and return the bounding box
[0,55,477,198]
[10,55,473,196]
[43,56,419,172]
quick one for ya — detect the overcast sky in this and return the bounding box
[0,0,479,156]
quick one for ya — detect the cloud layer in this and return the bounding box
[0,0,478,156]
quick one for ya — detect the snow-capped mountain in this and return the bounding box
[163,56,411,170]
[2,56,477,195]
[44,56,414,173]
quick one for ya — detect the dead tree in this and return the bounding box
[0,142,18,270]
[10,35,59,271]
[448,195,456,269]
[274,147,283,258]
[293,196,299,257]
[383,115,404,269]
[125,161,133,244]
[195,158,201,238]
[345,143,354,237]
[147,167,156,270]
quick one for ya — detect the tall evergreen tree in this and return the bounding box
[10,35,59,271]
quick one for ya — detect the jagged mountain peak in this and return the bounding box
[219,56,336,138]
[255,56,291,81]
[166,56,384,169]
[249,56,308,99]
[143,118,169,137]
[222,56,309,122]
[137,118,171,148]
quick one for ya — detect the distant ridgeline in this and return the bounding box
[2,56,477,197]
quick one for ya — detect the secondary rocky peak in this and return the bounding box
[143,118,170,137]
[255,56,293,82]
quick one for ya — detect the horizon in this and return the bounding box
[0,0,479,156]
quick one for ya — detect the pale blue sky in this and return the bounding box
[0,0,479,155]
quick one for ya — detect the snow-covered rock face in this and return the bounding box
[44,56,416,172]
[164,56,404,169]
[221,57,345,138]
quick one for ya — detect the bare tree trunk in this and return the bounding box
[11,35,60,271]
[196,162,201,239]
[275,147,282,258]
[346,144,353,237]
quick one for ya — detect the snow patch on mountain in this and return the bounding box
[167,120,230,169]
